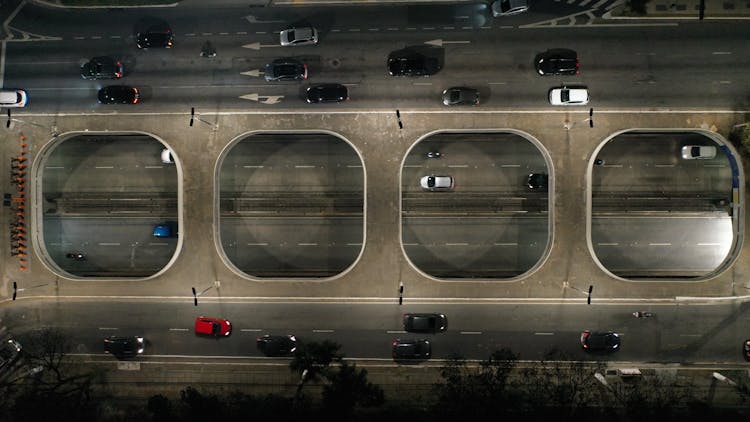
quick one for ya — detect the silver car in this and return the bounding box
[549,86,588,105]
[492,0,529,17]
[681,145,717,160]
[279,26,318,46]
[420,175,454,191]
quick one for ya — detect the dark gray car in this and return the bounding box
[81,56,123,80]
[403,313,448,333]
[264,58,308,82]
[392,338,431,361]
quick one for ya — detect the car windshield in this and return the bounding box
[427,177,436,187]
[561,90,570,102]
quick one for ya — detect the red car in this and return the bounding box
[194,316,231,337]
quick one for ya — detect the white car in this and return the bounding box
[420,175,454,191]
[492,0,529,17]
[549,86,589,105]
[280,26,318,46]
[161,148,175,164]
[681,145,717,160]
[0,89,28,108]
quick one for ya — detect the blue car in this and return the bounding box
[152,222,176,238]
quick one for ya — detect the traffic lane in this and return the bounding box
[402,215,549,277]
[591,214,733,276]
[42,217,178,275]
[219,216,363,276]
[5,301,750,363]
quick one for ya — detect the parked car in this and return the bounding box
[744,339,750,361]
[280,26,318,46]
[535,49,579,76]
[0,89,28,108]
[81,56,123,80]
[549,86,588,105]
[580,330,620,352]
[136,26,173,49]
[161,148,175,164]
[681,145,717,160]
[264,58,308,82]
[527,173,548,190]
[392,338,431,361]
[403,313,447,333]
[491,0,529,16]
[442,87,479,106]
[388,49,441,77]
[306,83,349,103]
[0,338,22,373]
[103,336,144,358]
[256,335,297,357]
[420,175,454,191]
[195,316,232,337]
[98,85,139,104]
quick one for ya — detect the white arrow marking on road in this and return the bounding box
[244,14,286,24]
[242,42,282,50]
[240,69,262,77]
[425,39,471,47]
[239,93,284,104]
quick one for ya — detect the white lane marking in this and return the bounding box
[347,243,363,246]
[488,81,507,85]
[680,334,701,337]
[387,330,407,334]
[368,28,379,31]
[219,32,229,35]
[654,164,675,167]
[697,243,720,246]
[406,27,417,30]
[387,28,399,31]
[247,243,268,246]
[501,164,521,167]
[448,164,468,168]
[712,51,732,55]
[461,331,482,335]
[169,328,189,332]
[99,327,118,330]
[597,243,619,246]
[144,165,165,169]
[494,243,518,246]
[348,28,360,32]
[244,165,264,168]
[403,243,418,246]
[413,82,432,86]
[184,33,196,36]
[99,242,120,246]
[403,165,423,168]
[298,243,318,246]
[240,328,262,332]
[295,165,315,168]
[446,243,468,246]
[649,243,672,246]
[236,32,248,35]
[95,166,114,169]
[45,166,64,169]
[312,329,334,333]
[149,243,169,246]
[202,32,212,36]
[535,332,555,336]
[346,164,362,168]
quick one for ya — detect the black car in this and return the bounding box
[392,338,431,361]
[527,173,548,190]
[98,85,139,104]
[256,335,297,357]
[580,331,620,352]
[388,50,441,77]
[306,83,349,103]
[442,87,479,106]
[403,313,448,333]
[0,338,22,374]
[264,58,308,82]
[535,49,579,76]
[136,27,174,49]
[103,336,144,358]
[81,56,123,80]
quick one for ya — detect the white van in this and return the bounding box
[0,89,28,108]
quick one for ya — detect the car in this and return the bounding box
[81,56,123,80]
[681,145,717,160]
[392,338,431,361]
[161,148,175,164]
[152,221,177,238]
[403,313,447,333]
[535,49,579,76]
[744,339,750,361]
[280,26,318,46]
[103,336,144,358]
[256,335,298,357]
[136,27,173,49]
[527,173,548,190]
[98,85,139,104]
[491,0,529,16]
[388,49,441,77]
[0,338,22,373]
[549,86,588,106]
[442,87,479,106]
[420,175,454,191]
[195,316,232,337]
[264,58,308,82]
[580,330,620,352]
[306,83,349,103]
[0,89,27,108]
